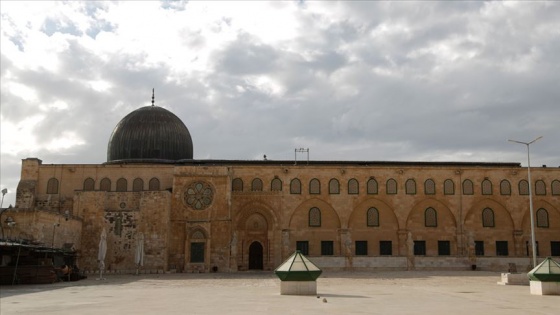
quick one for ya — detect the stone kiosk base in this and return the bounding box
[530,281,560,295]
[497,273,529,285]
[280,281,317,295]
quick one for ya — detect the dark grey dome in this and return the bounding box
[107,105,193,162]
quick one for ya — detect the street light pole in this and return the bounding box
[508,136,542,268]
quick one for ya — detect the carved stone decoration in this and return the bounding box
[184,181,214,210]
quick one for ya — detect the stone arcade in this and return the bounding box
[4,101,560,274]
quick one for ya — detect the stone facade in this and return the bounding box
[3,158,559,273]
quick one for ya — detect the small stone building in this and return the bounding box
[4,103,560,273]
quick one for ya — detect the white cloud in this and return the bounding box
[1,0,560,207]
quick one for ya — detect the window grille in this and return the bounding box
[379,241,392,255]
[536,208,549,228]
[309,207,321,227]
[116,178,127,192]
[100,178,111,192]
[414,241,426,255]
[367,178,378,194]
[535,180,546,195]
[133,178,143,192]
[475,241,484,256]
[329,179,340,194]
[482,179,492,195]
[438,241,451,256]
[83,178,95,191]
[405,179,416,195]
[355,241,368,255]
[386,179,397,194]
[296,241,309,255]
[348,179,358,194]
[519,180,529,195]
[443,179,454,195]
[425,207,437,227]
[232,178,243,192]
[321,241,334,255]
[271,178,282,191]
[149,178,160,191]
[463,179,474,195]
[251,178,263,191]
[496,241,509,256]
[424,179,435,195]
[482,208,495,227]
[290,179,301,194]
[500,180,511,195]
[47,178,59,194]
[552,180,560,195]
[309,178,320,194]
[367,207,379,227]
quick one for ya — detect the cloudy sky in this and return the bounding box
[1,1,559,206]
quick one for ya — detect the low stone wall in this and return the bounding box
[295,256,534,272]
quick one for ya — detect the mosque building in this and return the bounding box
[4,96,560,273]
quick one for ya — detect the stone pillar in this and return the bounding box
[340,229,352,270]
[406,231,414,271]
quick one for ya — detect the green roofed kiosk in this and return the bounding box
[527,257,560,295]
[274,250,322,295]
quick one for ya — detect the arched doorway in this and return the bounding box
[249,241,263,270]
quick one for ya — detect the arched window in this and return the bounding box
[405,179,416,195]
[443,179,454,195]
[519,180,529,195]
[367,178,378,194]
[232,178,243,192]
[309,178,320,194]
[133,178,144,192]
[535,180,546,195]
[425,208,437,227]
[552,180,560,195]
[463,179,474,195]
[500,180,511,195]
[83,178,95,191]
[536,208,549,228]
[47,178,59,194]
[116,178,127,192]
[271,178,282,191]
[148,177,160,191]
[290,178,301,194]
[347,178,358,194]
[386,179,397,195]
[100,178,111,192]
[482,179,492,195]
[367,207,379,227]
[309,207,321,227]
[251,178,263,191]
[424,179,435,195]
[329,179,340,194]
[482,208,495,227]
[190,230,206,263]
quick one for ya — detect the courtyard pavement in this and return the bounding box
[0,270,557,315]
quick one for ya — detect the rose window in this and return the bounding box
[184,182,213,210]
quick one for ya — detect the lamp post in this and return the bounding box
[508,136,542,268]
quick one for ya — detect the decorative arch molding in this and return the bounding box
[347,198,399,230]
[187,226,209,239]
[405,198,457,230]
[288,198,341,229]
[464,198,514,230]
[521,200,560,231]
[234,200,278,231]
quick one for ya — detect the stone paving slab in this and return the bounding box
[0,271,557,315]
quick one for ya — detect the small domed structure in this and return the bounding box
[107,99,193,163]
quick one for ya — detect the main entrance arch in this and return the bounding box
[249,241,263,270]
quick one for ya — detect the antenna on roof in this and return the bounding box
[151,88,155,106]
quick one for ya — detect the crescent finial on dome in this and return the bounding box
[151,88,155,106]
